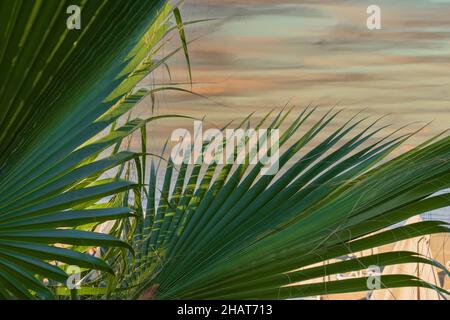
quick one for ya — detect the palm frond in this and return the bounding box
[108,109,449,300]
[0,0,189,299]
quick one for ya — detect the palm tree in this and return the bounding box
[106,108,450,299]
[0,0,189,299]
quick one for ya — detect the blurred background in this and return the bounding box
[136,0,450,139]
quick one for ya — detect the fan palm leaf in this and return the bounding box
[108,108,450,300]
[0,0,189,299]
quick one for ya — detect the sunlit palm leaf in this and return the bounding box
[0,0,188,299]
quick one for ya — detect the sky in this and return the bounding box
[136,0,450,151]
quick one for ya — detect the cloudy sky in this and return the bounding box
[138,0,450,149]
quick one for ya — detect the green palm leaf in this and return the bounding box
[0,0,190,299]
[108,109,449,300]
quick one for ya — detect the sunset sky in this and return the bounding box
[137,0,450,149]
